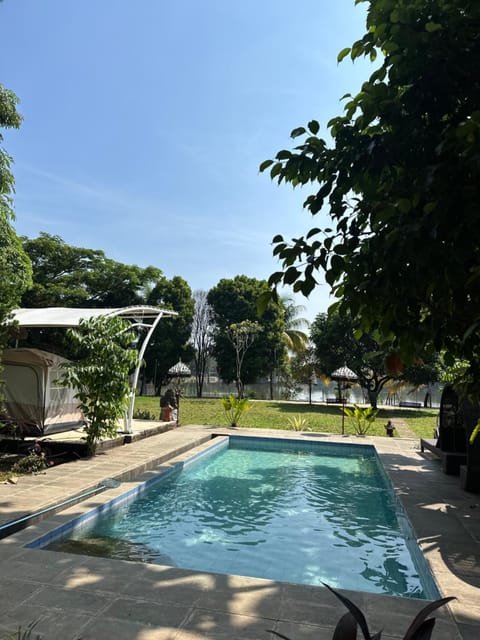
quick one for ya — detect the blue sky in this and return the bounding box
[1,0,372,321]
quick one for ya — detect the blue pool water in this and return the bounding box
[39,437,438,598]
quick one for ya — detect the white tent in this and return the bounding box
[0,348,85,437]
[6,306,178,434]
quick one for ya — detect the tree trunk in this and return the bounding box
[236,377,244,399]
[367,389,378,409]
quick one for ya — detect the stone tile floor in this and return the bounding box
[0,424,479,639]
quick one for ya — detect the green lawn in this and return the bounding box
[135,396,438,439]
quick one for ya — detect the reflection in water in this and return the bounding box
[59,443,427,598]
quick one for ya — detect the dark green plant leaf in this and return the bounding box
[407,618,435,640]
[324,584,372,640]
[290,126,306,138]
[259,159,274,172]
[403,597,455,640]
[332,612,358,639]
[268,630,291,640]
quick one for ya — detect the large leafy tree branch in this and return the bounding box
[0,84,32,308]
[261,1,480,383]
[0,82,32,400]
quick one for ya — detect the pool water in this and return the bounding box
[45,437,436,598]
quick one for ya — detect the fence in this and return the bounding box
[141,379,443,408]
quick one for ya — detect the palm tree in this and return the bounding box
[281,296,310,354]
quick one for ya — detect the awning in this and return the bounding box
[10,306,177,328]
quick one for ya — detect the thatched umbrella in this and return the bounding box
[168,359,191,426]
[331,365,358,435]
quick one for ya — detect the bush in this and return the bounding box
[342,405,378,436]
[221,394,251,427]
[133,409,158,420]
[287,414,310,431]
[11,454,48,475]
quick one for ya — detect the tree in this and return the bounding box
[21,233,161,308]
[262,0,480,394]
[311,312,439,408]
[190,290,214,398]
[17,233,162,358]
[0,83,32,398]
[144,276,194,393]
[281,296,309,354]
[60,316,138,455]
[227,320,262,398]
[207,276,286,392]
[289,345,318,404]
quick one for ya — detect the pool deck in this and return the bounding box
[0,424,479,639]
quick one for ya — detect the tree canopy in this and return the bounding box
[16,234,194,380]
[21,233,161,308]
[144,275,195,392]
[262,0,480,392]
[0,84,32,338]
[208,275,286,386]
[310,311,439,408]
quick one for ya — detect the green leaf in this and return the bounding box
[256,290,272,317]
[272,234,284,243]
[308,120,320,135]
[306,227,321,239]
[284,266,300,285]
[337,47,351,63]
[425,21,442,32]
[270,163,283,178]
[276,149,292,160]
[290,127,306,139]
[259,159,274,172]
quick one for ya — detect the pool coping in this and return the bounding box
[0,425,479,639]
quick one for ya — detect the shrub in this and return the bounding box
[342,405,378,436]
[59,316,138,455]
[11,454,48,475]
[221,394,251,427]
[133,408,158,420]
[287,414,309,431]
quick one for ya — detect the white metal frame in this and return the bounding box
[9,306,178,434]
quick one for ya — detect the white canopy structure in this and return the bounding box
[8,306,178,434]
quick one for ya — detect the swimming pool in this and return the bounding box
[30,436,439,599]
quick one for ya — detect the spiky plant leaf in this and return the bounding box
[332,611,358,639]
[403,597,455,640]
[268,630,292,640]
[406,618,435,640]
[324,584,372,639]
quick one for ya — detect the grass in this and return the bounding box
[135,396,438,438]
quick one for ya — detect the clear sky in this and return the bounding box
[1,0,372,322]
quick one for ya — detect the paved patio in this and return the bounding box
[0,424,479,639]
